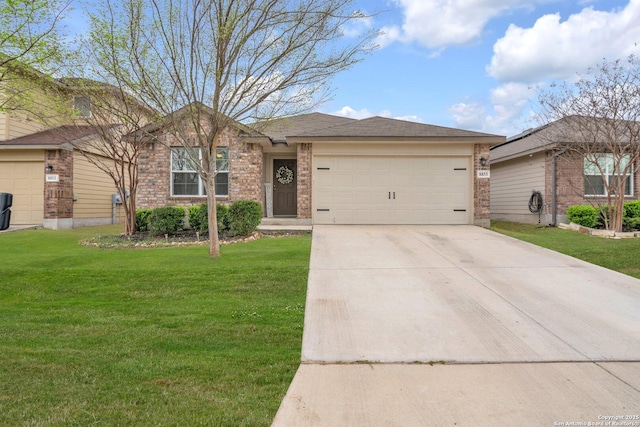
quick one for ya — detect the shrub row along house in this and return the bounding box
[1,76,505,228]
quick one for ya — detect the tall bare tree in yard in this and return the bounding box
[56,79,156,235]
[538,56,640,232]
[84,0,375,256]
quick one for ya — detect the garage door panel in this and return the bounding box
[313,155,471,225]
[0,161,44,224]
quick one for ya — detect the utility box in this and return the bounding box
[0,193,13,231]
[112,193,123,204]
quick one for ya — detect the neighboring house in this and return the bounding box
[0,125,127,229]
[0,76,152,229]
[490,118,640,225]
[137,109,504,226]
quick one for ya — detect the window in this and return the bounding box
[215,147,229,196]
[171,147,229,196]
[73,96,91,118]
[584,153,633,196]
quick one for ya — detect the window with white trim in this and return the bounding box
[171,147,229,196]
[73,96,91,118]
[584,153,633,196]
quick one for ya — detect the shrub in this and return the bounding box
[624,217,640,231]
[567,205,598,228]
[147,206,186,236]
[188,204,208,233]
[624,200,640,219]
[216,204,230,235]
[135,209,152,232]
[227,200,262,237]
[188,203,231,235]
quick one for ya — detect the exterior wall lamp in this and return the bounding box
[45,165,54,173]
[480,157,487,167]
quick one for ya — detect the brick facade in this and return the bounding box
[474,143,491,225]
[136,126,264,211]
[296,143,312,219]
[44,149,73,221]
[545,150,640,217]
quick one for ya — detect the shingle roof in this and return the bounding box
[255,113,356,141]
[0,125,99,148]
[292,116,503,140]
[490,124,554,163]
[489,116,627,163]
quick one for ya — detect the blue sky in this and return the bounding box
[320,0,640,137]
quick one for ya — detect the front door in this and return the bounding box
[273,159,297,216]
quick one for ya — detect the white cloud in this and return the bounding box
[449,102,486,130]
[378,0,544,49]
[450,83,535,135]
[488,0,640,82]
[333,106,374,119]
[333,106,422,122]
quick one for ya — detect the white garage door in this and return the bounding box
[0,161,44,224]
[313,156,471,225]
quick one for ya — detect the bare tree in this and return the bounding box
[538,56,640,232]
[0,0,71,112]
[56,79,156,235]
[84,0,376,256]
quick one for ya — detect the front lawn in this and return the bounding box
[0,226,311,426]
[491,221,640,279]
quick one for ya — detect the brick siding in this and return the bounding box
[474,143,491,223]
[44,149,73,220]
[136,126,264,211]
[296,143,312,219]
[545,150,640,215]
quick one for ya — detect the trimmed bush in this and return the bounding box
[624,200,640,219]
[216,204,230,235]
[567,205,598,228]
[188,203,208,233]
[188,203,232,235]
[227,200,262,237]
[147,206,186,236]
[135,209,152,232]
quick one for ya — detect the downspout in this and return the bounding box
[550,149,567,227]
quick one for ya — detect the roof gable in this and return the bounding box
[132,102,267,142]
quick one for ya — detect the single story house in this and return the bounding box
[490,118,640,225]
[136,110,504,227]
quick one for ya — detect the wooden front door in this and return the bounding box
[273,159,297,216]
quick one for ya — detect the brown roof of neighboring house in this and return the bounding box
[289,116,504,142]
[490,124,555,163]
[0,125,100,149]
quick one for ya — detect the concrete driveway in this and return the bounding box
[273,225,640,426]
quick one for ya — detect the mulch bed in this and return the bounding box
[83,229,310,249]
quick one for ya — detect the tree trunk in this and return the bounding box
[206,174,220,257]
[612,195,625,233]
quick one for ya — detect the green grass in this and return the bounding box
[0,226,311,426]
[491,221,640,279]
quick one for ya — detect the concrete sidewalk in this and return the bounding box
[272,225,640,426]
